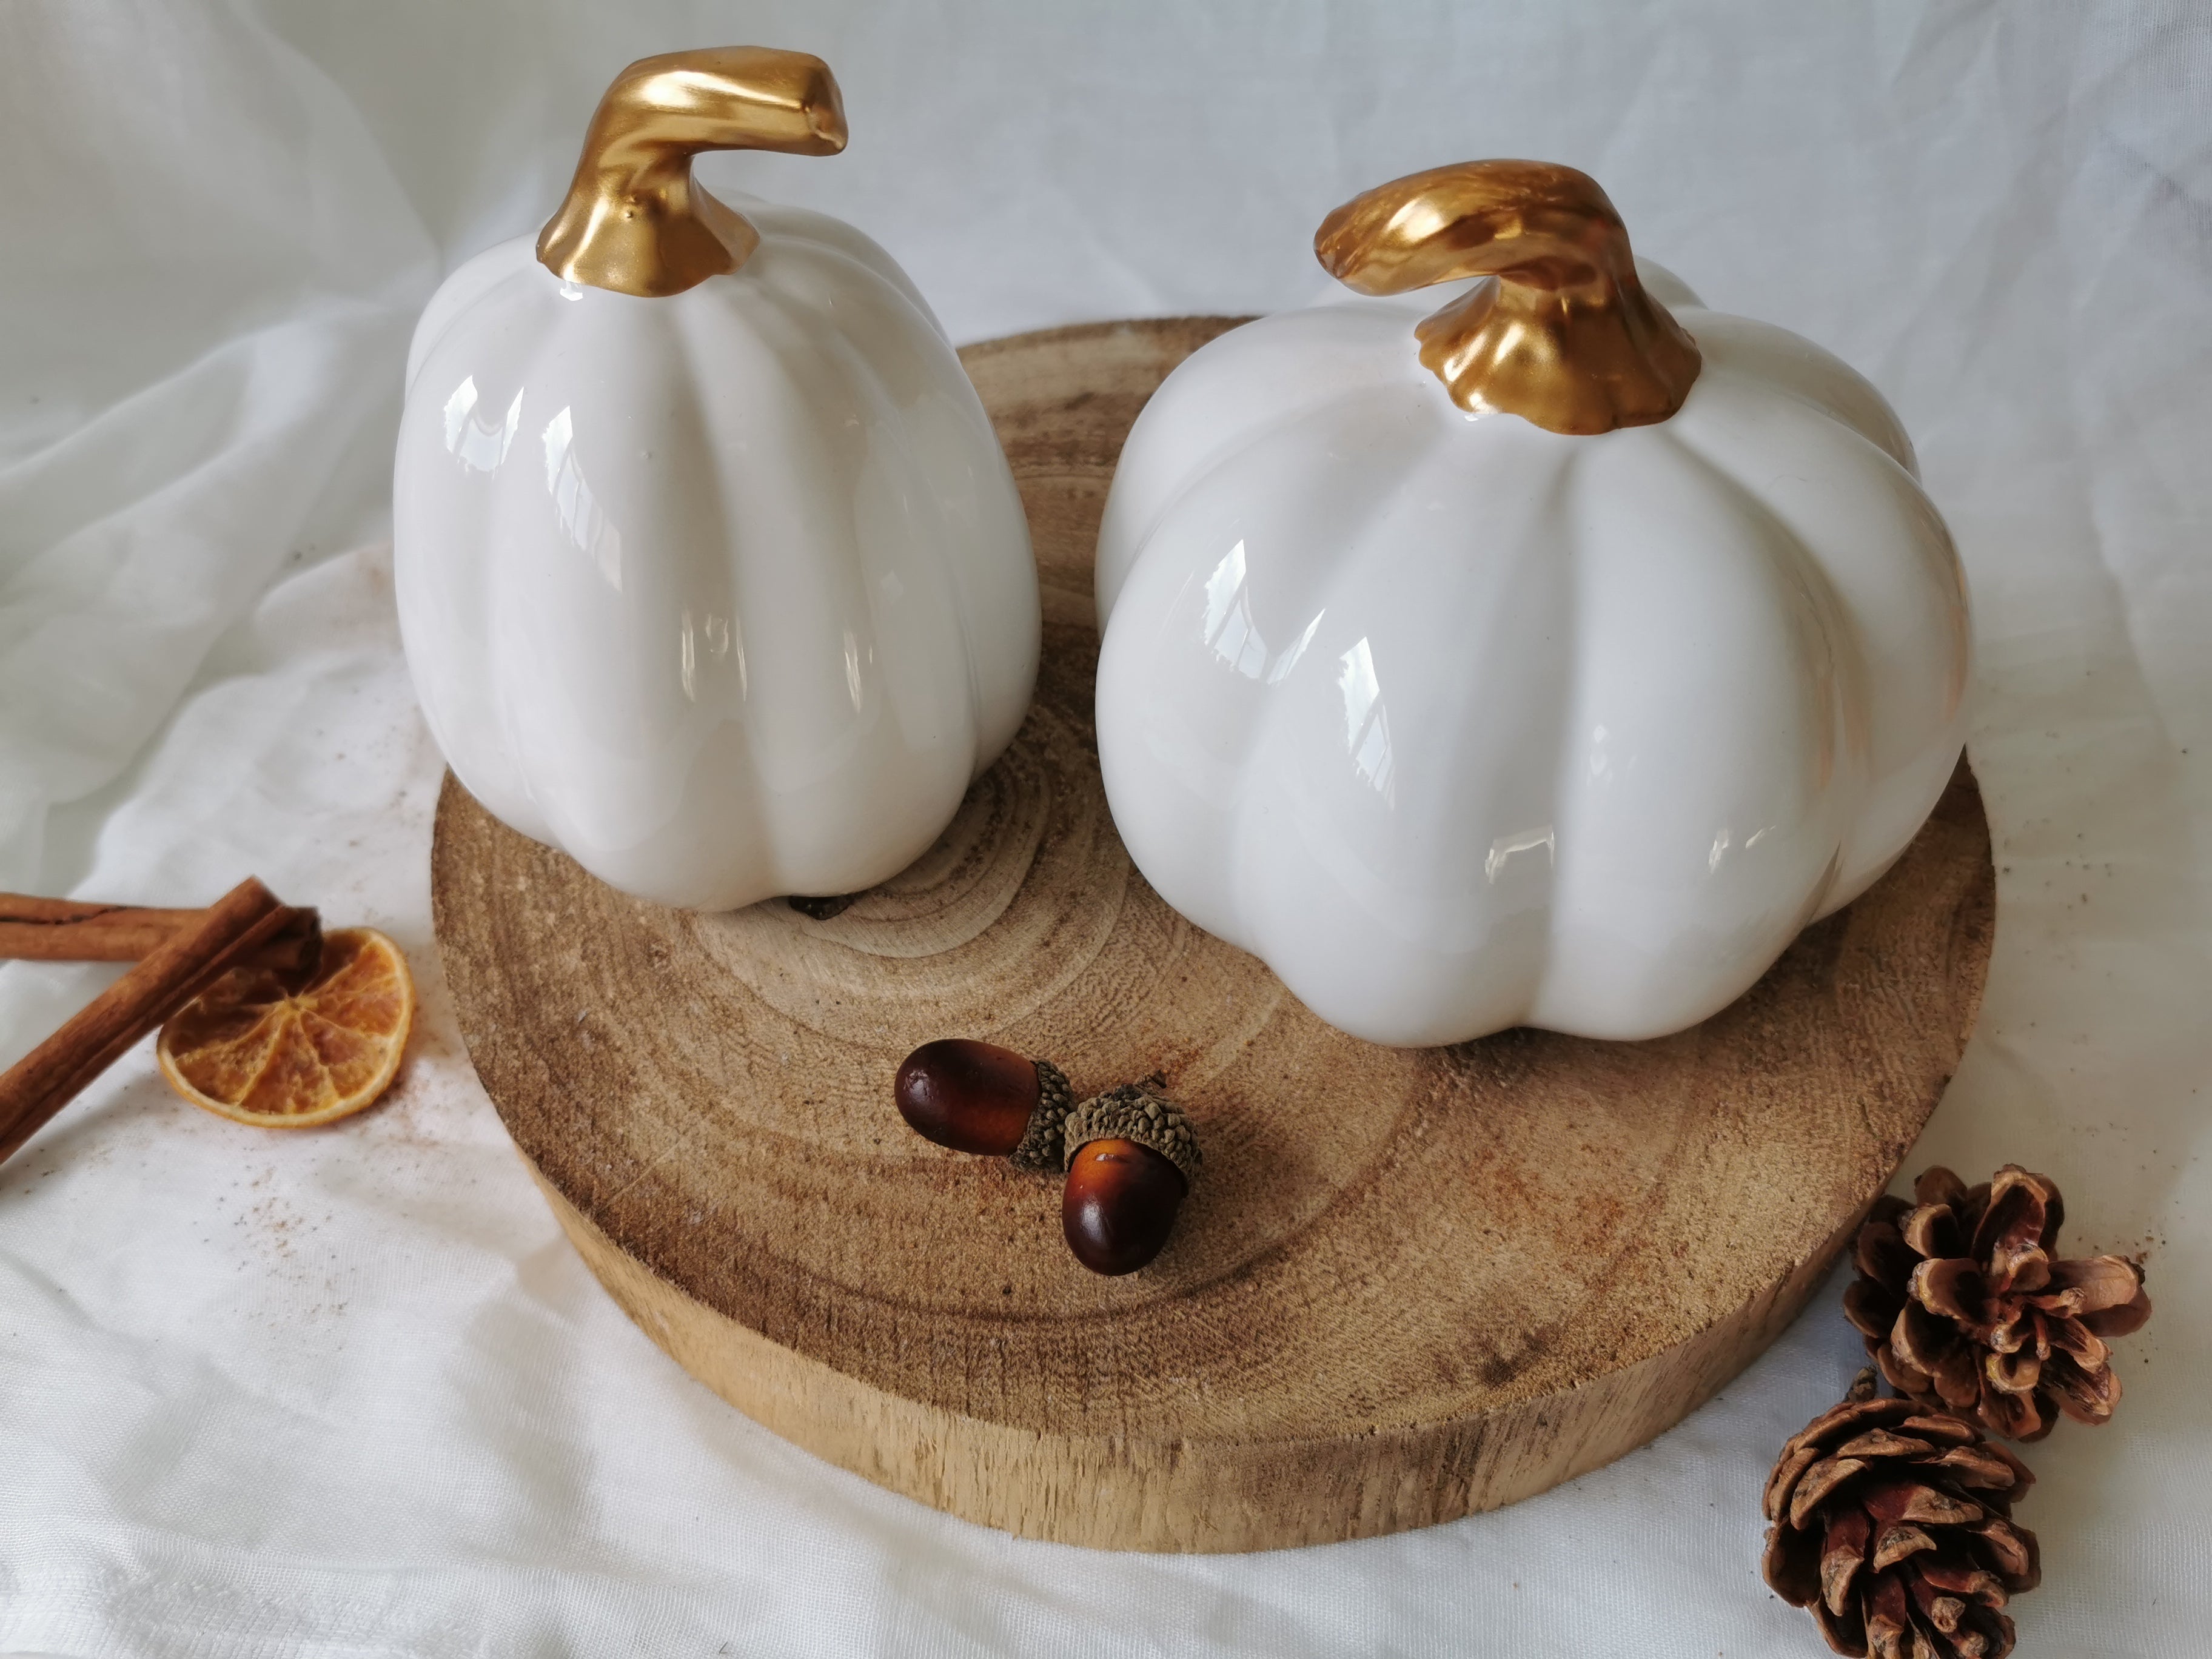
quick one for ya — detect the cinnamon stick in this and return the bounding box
[0,892,319,974]
[0,878,300,1167]
[0,895,212,960]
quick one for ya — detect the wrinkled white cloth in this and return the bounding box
[2,2,2208,1654]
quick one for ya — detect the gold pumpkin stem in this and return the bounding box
[1314,161,1700,435]
[537,47,847,299]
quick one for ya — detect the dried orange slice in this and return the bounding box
[156,927,415,1127]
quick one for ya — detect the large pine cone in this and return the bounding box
[1846,1165,2151,1441]
[1763,1370,2039,1658]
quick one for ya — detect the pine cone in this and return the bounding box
[1845,1165,2151,1441]
[1763,1369,2039,1658]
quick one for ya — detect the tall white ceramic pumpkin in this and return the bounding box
[395,50,1037,910]
[1094,162,1969,1047]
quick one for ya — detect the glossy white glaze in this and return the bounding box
[1094,264,1969,1046]
[394,196,1037,909]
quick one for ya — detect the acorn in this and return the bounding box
[1061,1081,1201,1275]
[893,1038,1074,1171]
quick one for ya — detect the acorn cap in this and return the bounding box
[1061,1081,1201,1185]
[1007,1057,1076,1173]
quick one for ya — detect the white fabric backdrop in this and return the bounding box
[2,2,2207,1653]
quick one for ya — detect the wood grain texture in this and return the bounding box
[430,317,1995,1553]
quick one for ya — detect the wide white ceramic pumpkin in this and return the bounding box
[1095,161,1969,1047]
[395,49,1037,909]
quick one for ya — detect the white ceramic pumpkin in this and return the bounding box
[1094,162,1969,1047]
[394,50,1036,909]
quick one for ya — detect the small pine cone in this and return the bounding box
[1845,1165,2151,1442]
[1763,1369,2040,1659]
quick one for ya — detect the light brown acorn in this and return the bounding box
[893,1038,1073,1171]
[1061,1081,1201,1276]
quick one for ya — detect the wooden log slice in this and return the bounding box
[431,317,1994,1553]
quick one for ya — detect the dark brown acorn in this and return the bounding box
[893,1039,1073,1171]
[1064,1138,1187,1275]
[1059,1082,1202,1276]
